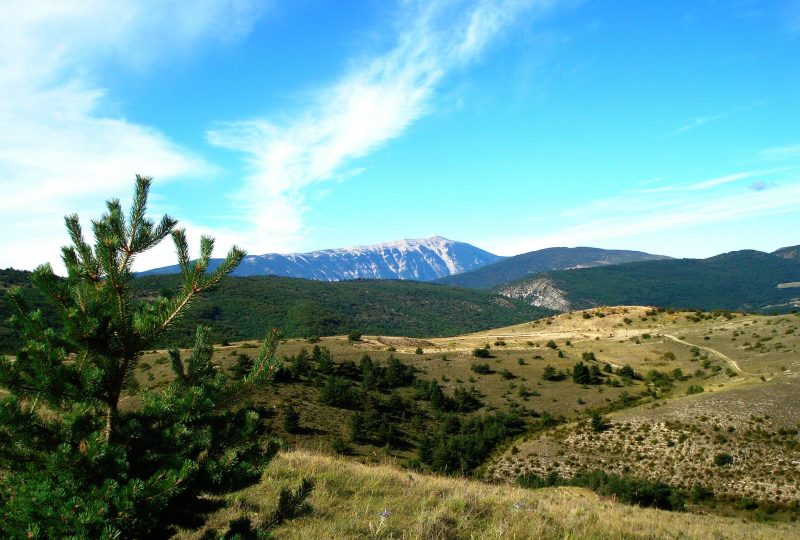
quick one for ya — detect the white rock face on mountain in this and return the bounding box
[497,276,572,311]
[140,236,503,281]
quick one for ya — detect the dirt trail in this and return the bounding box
[663,334,745,375]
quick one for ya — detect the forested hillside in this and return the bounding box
[0,269,552,352]
[498,250,800,312]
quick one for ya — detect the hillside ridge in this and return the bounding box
[436,246,670,289]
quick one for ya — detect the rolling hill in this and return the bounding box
[140,305,800,534]
[497,249,800,312]
[435,246,669,289]
[140,236,503,281]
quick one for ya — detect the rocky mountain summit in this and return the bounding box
[140,236,502,281]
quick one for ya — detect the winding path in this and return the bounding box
[663,334,745,375]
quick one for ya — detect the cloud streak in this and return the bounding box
[670,101,764,136]
[672,113,726,135]
[627,168,790,194]
[493,168,800,256]
[762,143,800,161]
[207,0,561,253]
[0,1,268,270]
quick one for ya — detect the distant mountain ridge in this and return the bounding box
[497,249,800,313]
[140,236,503,281]
[435,246,670,289]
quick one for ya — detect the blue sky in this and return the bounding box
[2,0,799,271]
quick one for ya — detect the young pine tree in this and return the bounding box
[283,405,301,434]
[0,176,287,538]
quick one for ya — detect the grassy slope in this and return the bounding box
[498,250,800,312]
[137,307,800,498]
[177,448,798,539]
[135,307,673,465]
[435,247,667,289]
[489,308,800,511]
[129,306,800,536]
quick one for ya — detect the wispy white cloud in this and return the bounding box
[207,0,563,254]
[493,169,800,256]
[0,1,269,271]
[686,171,755,190]
[762,143,800,161]
[672,112,727,135]
[628,168,789,194]
[670,101,764,136]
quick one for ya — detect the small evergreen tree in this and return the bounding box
[429,381,446,411]
[348,411,366,442]
[385,354,414,388]
[572,362,591,384]
[472,346,492,358]
[230,352,254,380]
[317,346,333,374]
[591,412,609,432]
[283,405,301,433]
[542,365,558,381]
[616,364,637,379]
[590,364,602,382]
[331,437,349,455]
[0,177,285,537]
[418,434,434,464]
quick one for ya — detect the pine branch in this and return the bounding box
[169,349,187,383]
[29,264,71,311]
[137,214,176,254]
[127,175,151,246]
[201,246,246,290]
[64,214,100,281]
[246,328,282,385]
[172,229,191,283]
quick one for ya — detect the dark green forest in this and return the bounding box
[504,250,800,312]
[0,268,552,352]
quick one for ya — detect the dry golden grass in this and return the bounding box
[141,308,800,515]
[489,310,800,506]
[176,448,800,539]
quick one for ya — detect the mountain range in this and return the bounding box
[5,242,799,352]
[140,236,502,281]
[140,236,667,284]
